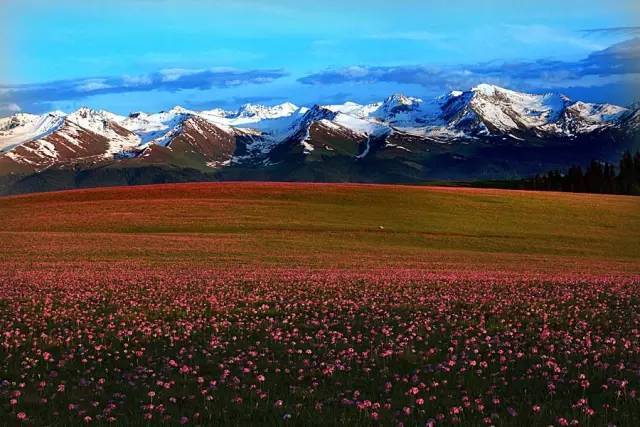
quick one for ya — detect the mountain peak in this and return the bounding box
[168,106,192,115]
[2,86,633,165]
[69,106,99,118]
[1,85,637,190]
[379,94,423,118]
[237,103,263,116]
[471,83,503,96]
[237,102,299,120]
[67,107,126,125]
[383,93,421,107]
[49,111,67,119]
[298,104,338,123]
[278,101,299,111]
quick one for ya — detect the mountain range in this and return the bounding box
[1,84,639,194]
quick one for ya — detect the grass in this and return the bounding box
[0,182,638,274]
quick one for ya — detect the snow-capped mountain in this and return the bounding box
[1,84,638,192]
[0,108,140,171]
[376,94,424,119]
[464,84,568,133]
[233,102,299,122]
[548,101,629,136]
[0,112,65,153]
[120,106,201,146]
[622,103,640,130]
[433,84,630,138]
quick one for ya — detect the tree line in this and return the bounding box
[522,150,640,195]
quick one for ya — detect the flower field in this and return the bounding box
[1,267,639,425]
[0,183,639,425]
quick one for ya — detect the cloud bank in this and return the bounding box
[298,38,640,92]
[0,68,288,111]
[2,37,639,115]
[581,26,640,36]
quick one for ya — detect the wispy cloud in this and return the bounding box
[361,31,448,42]
[504,25,607,52]
[298,38,640,91]
[0,68,288,110]
[581,26,640,36]
[0,103,22,116]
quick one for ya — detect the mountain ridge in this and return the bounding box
[1,84,639,194]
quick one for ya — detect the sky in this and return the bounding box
[1,0,639,116]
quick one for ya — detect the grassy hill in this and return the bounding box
[1,182,638,275]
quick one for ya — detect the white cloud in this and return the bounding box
[159,68,203,82]
[1,67,288,112]
[299,38,640,92]
[121,74,153,87]
[76,79,113,92]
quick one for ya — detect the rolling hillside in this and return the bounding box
[1,182,638,275]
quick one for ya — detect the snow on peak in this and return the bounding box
[331,113,390,136]
[290,103,388,137]
[300,105,338,123]
[323,101,382,119]
[64,107,141,156]
[2,85,633,160]
[68,107,126,126]
[200,108,230,118]
[1,113,40,132]
[276,102,299,113]
[566,101,628,122]
[237,102,298,119]
[374,93,426,122]
[463,85,572,131]
[382,93,422,109]
[119,107,195,145]
[472,83,502,96]
[237,104,264,117]
[167,106,194,115]
[0,111,66,153]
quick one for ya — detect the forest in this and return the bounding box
[520,151,640,195]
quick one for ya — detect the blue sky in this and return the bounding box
[1,0,639,115]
